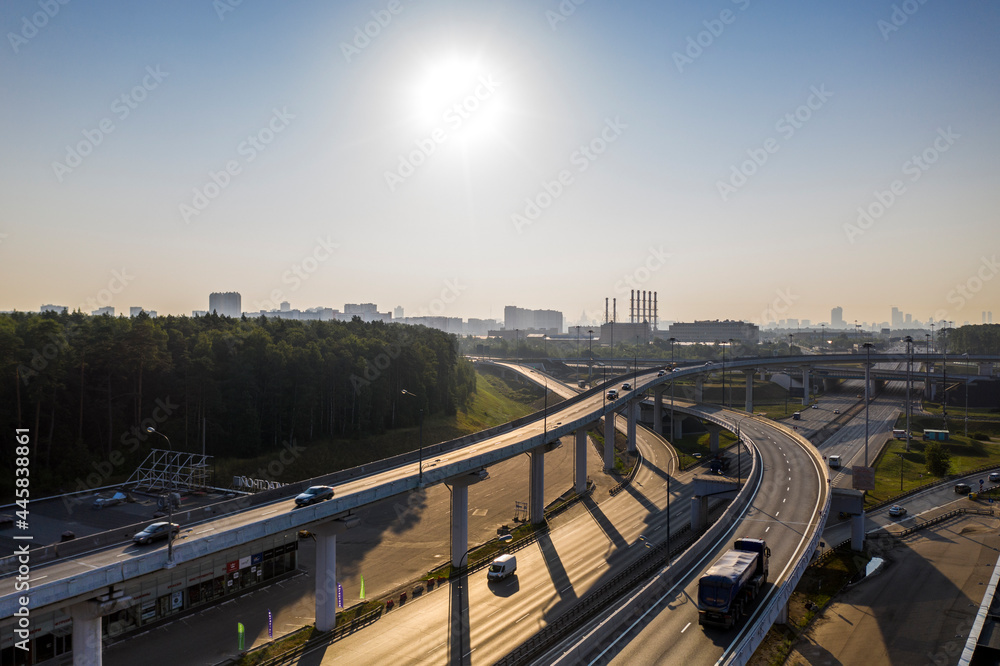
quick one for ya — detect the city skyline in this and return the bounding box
[2,2,998,327]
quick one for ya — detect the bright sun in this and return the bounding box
[411,56,504,138]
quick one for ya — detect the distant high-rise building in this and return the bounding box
[891,307,903,328]
[504,305,563,334]
[209,292,241,318]
[92,306,114,316]
[40,304,67,313]
[831,306,844,329]
[394,306,404,319]
[905,313,912,325]
[801,319,811,328]
[280,301,291,312]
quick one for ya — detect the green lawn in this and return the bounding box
[213,370,549,484]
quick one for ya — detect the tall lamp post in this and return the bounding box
[400,390,424,485]
[734,414,752,485]
[904,335,913,452]
[963,353,970,437]
[669,337,677,442]
[588,329,593,384]
[895,451,905,491]
[146,426,176,565]
[863,342,873,466]
[785,334,793,413]
[721,341,727,409]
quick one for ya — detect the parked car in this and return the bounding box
[990,472,1000,483]
[955,483,972,495]
[133,522,179,545]
[888,505,906,517]
[295,485,335,506]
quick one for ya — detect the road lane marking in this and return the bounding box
[515,613,530,624]
[765,526,771,533]
[681,622,691,633]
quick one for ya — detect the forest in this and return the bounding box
[0,311,476,496]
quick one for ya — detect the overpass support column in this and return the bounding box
[313,517,359,632]
[448,471,488,568]
[801,367,811,405]
[706,422,722,455]
[529,442,559,525]
[604,412,616,472]
[694,377,704,402]
[574,427,588,494]
[744,370,755,413]
[70,601,103,666]
[627,401,638,455]
[852,512,866,551]
[690,496,709,531]
[653,386,663,434]
[673,415,683,440]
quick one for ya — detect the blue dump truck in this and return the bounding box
[697,538,771,630]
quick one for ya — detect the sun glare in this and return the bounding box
[411,56,504,138]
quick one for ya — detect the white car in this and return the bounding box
[990,472,1000,483]
[888,505,906,517]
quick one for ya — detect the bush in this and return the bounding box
[925,441,952,476]
[973,432,992,441]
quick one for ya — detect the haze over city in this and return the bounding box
[2,1,998,326]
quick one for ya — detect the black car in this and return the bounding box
[955,483,972,495]
[133,521,180,545]
[295,485,335,506]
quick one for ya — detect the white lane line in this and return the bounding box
[196,528,214,534]
[783,498,786,503]
[765,526,770,533]
[681,622,692,633]
[261,510,278,516]
[515,613,531,624]
[776,511,780,517]
[560,584,574,594]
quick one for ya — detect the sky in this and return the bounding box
[2,0,999,330]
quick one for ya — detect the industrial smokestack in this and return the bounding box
[630,290,635,323]
[605,298,609,324]
[613,298,617,323]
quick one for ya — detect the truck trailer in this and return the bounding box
[698,538,770,629]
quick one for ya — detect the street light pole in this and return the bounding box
[400,390,423,484]
[588,329,593,384]
[863,342,873,467]
[669,337,676,442]
[905,335,913,452]
[964,353,970,437]
[722,341,727,409]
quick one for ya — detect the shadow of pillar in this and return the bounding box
[448,574,471,665]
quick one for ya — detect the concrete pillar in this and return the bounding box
[574,427,587,495]
[695,376,704,402]
[451,481,470,566]
[801,366,811,405]
[690,496,709,531]
[851,511,866,552]
[672,416,683,440]
[604,413,615,472]
[744,370,754,413]
[71,602,103,666]
[653,386,663,434]
[529,448,545,524]
[706,423,722,454]
[627,401,638,454]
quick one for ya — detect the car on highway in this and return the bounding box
[621,383,632,391]
[990,472,1000,483]
[657,370,666,377]
[133,521,180,545]
[811,404,818,409]
[834,409,840,414]
[888,505,906,517]
[295,485,335,506]
[955,483,972,495]
[606,388,618,399]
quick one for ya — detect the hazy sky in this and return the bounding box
[2,1,998,328]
